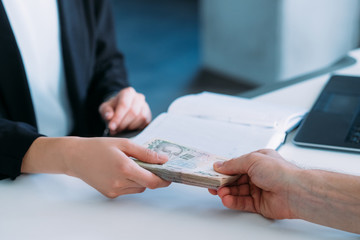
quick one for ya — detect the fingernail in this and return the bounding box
[104,112,111,119]
[214,161,223,168]
[158,153,168,162]
[110,122,117,130]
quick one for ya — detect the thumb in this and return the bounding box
[213,155,253,175]
[121,140,168,165]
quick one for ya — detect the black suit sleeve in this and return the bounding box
[0,119,42,180]
[0,0,129,179]
[85,0,129,135]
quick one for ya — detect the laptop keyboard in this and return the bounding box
[347,112,360,144]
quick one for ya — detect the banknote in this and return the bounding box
[133,139,239,189]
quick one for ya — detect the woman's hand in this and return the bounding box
[99,87,152,135]
[22,137,170,198]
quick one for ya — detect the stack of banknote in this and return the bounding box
[133,139,239,189]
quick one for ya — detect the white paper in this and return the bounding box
[168,92,306,130]
[133,113,277,159]
[133,92,306,158]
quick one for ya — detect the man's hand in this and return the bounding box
[22,137,171,198]
[209,149,299,219]
[99,87,152,135]
[209,149,360,234]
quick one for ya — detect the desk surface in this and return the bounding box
[1,51,360,240]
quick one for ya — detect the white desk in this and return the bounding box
[1,51,360,240]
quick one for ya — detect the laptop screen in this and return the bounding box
[314,92,360,115]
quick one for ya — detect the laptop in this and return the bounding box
[293,75,360,153]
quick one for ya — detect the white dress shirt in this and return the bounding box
[2,0,73,137]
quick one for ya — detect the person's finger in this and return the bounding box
[117,187,147,196]
[115,113,134,133]
[213,151,264,175]
[221,195,257,213]
[127,104,151,130]
[116,110,138,132]
[237,174,249,185]
[226,174,249,187]
[114,178,144,189]
[217,184,250,198]
[126,162,171,189]
[115,140,171,188]
[208,189,218,195]
[118,139,168,164]
[249,180,262,211]
[116,94,145,131]
[99,100,115,122]
[104,187,147,198]
[108,88,136,131]
[114,148,171,189]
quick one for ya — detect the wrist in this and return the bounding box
[284,167,309,219]
[21,136,81,176]
[288,168,328,220]
[60,137,84,177]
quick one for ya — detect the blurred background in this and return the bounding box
[110,0,360,117]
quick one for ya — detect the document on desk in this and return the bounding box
[132,92,306,188]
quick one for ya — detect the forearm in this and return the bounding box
[291,169,360,233]
[21,137,78,175]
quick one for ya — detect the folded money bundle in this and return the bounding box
[133,139,239,189]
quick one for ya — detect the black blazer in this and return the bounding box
[0,0,129,179]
